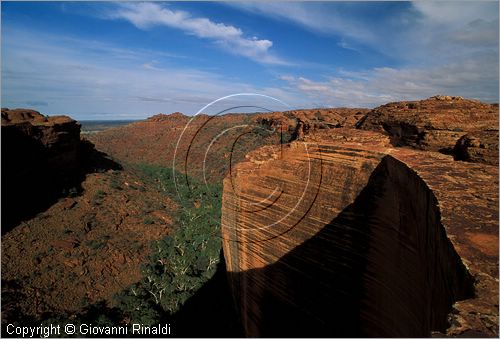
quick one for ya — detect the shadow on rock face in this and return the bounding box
[225,156,475,337]
[1,134,122,234]
[169,251,245,338]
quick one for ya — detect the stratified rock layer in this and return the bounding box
[221,129,498,337]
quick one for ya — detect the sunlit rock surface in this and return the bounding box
[221,128,498,337]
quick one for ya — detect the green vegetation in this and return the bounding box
[3,164,226,337]
[253,125,274,138]
[143,216,155,225]
[109,174,123,190]
[281,130,294,144]
[113,164,223,324]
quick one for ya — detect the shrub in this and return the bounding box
[91,190,106,206]
[114,164,223,320]
[110,176,122,190]
[143,217,155,225]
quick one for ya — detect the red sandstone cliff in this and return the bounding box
[2,108,87,230]
[221,128,498,336]
[2,108,82,167]
[454,131,499,165]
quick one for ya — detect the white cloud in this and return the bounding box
[230,1,498,63]
[451,18,499,46]
[337,38,358,52]
[3,2,498,119]
[408,1,499,63]
[108,2,288,65]
[227,2,377,44]
[412,1,498,24]
[280,52,499,107]
[233,1,498,106]
[1,27,301,119]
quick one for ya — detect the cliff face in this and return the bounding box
[1,108,85,230]
[2,108,82,168]
[221,129,498,337]
[255,108,370,141]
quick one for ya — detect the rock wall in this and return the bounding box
[1,108,85,230]
[221,129,498,337]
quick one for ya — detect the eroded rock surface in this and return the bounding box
[89,108,369,182]
[1,108,86,230]
[2,108,82,167]
[221,128,498,337]
[357,96,498,156]
[1,168,174,319]
[256,108,370,140]
[1,109,173,322]
[454,131,499,166]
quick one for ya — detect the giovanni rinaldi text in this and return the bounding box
[6,323,172,337]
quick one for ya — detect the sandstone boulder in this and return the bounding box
[454,131,499,166]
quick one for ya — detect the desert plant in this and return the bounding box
[91,190,106,206]
[113,164,223,319]
[143,217,155,225]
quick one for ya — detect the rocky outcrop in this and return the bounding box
[454,131,499,166]
[145,112,188,122]
[286,108,370,129]
[1,108,108,231]
[255,108,370,141]
[1,167,172,319]
[221,129,498,337]
[2,108,82,168]
[357,96,498,157]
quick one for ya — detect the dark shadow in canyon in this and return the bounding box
[169,251,245,337]
[0,153,477,337]
[1,137,122,234]
[225,155,475,337]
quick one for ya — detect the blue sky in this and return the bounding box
[2,1,499,120]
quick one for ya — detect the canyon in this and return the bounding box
[1,109,174,323]
[1,95,498,337]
